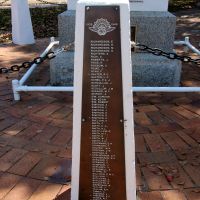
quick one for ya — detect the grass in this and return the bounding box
[0,1,199,43]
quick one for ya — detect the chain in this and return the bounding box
[0,42,74,75]
[35,0,66,5]
[0,0,9,6]
[131,41,200,65]
[1,41,199,75]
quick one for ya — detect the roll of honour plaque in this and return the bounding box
[72,1,136,200]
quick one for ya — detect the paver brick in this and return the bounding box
[183,128,200,143]
[3,177,41,200]
[160,109,186,123]
[181,104,200,116]
[185,188,200,200]
[50,119,72,129]
[157,163,194,189]
[0,117,18,132]
[8,152,42,176]
[179,118,200,129]
[135,105,158,112]
[24,140,62,155]
[57,148,72,159]
[138,151,177,165]
[138,191,163,200]
[28,156,71,181]
[148,123,183,134]
[34,104,62,117]
[183,163,200,186]
[144,134,169,152]
[0,148,27,171]
[55,184,71,199]
[135,126,151,135]
[147,111,171,125]
[135,135,147,153]
[172,106,198,119]
[0,172,21,199]
[28,181,62,200]
[51,106,72,119]
[142,167,171,190]
[17,123,46,140]
[136,165,145,190]
[160,132,189,151]
[161,190,187,200]
[176,131,198,147]
[50,128,72,147]
[32,125,60,143]
[134,112,152,126]
[3,119,31,136]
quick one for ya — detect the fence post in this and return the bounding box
[11,0,35,45]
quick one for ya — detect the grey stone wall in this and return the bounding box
[50,10,182,87]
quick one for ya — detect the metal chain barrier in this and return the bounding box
[0,0,9,6]
[1,41,200,75]
[131,41,200,65]
[0,42,74,74]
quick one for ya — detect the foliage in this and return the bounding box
[0,5,66,43]
[0,1,199,43]
[169,0,198,11]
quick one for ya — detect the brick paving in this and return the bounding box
[0,8,200,200]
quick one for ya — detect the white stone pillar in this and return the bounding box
[71,0,136,199]
[11,0,35,45]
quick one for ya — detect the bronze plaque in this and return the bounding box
[79,6,126,200]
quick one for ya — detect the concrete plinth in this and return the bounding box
[51,9,182,86]
[58,10,176,51]
[132,53,182,86]
[58,10,75,46]
[50,52,181,87]
[50,51,74,86]
[130,11,176,52]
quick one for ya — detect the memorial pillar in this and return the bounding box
[11,0,35,45]
[71,0,136,199]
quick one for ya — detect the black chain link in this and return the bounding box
[135,43,200,65]
[1,41,199,75]
[0,42,74,75]
[0,51,55,74]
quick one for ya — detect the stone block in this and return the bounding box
[50,51,74,86]
[58,10,176,52]
[50,52,182,87]
[58,10,75,46]
[131,11,176,52]
[132,53,182,87]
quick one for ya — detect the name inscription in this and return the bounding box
[79,6,127,200]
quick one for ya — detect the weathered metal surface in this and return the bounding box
[79,6,127,200]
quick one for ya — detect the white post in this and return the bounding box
[71,0,136,199]
[11,0,35,45]
[12,80,20,101]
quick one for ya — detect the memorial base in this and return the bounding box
[50,52,182,87]
[58,10,176,51]
[52,9,182,86]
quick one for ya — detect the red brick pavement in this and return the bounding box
[0,8,200,200]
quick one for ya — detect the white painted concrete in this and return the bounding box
[68,0,169,11]
[130,0,169,11]
[71,0,136,199]
[11,0,35,45]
